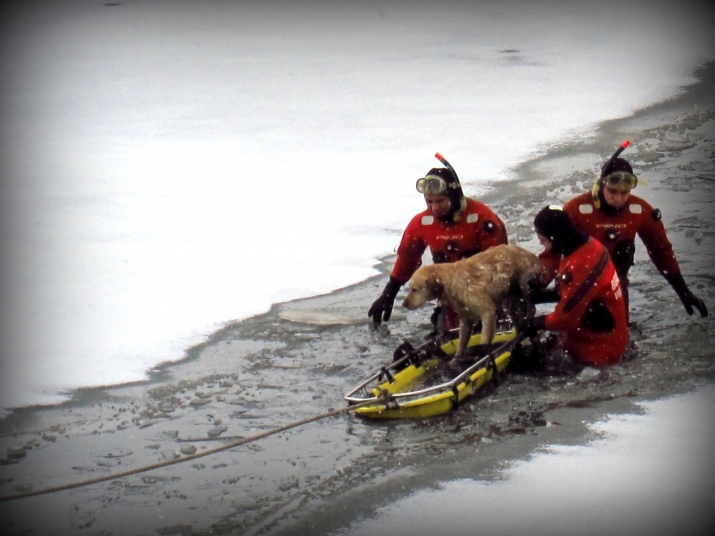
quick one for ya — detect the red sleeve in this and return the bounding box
[636,204,681,278]
[538,250,561,286]
[473,202,508,250]
[390,215,427,284]
[482,218,508,249]
[545,271,584,332]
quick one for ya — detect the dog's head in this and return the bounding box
[402,265,445,310]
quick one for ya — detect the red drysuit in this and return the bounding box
[563,192,681,307]
[545,237,628,366]
[391,198,507,283]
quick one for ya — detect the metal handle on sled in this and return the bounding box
[343,336,446,403]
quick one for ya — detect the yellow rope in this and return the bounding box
[0,396,386,502]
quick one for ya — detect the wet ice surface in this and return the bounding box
[2,78,715,536]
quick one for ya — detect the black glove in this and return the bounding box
[368,277,401,324]
[519,314,547,336]
[531,287,560,304]
[667,273,708,318]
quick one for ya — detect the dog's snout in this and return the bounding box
[402,294,418,310]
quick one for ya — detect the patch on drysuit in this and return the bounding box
[628,204,643,214]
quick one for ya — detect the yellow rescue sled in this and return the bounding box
[344,327,524,419]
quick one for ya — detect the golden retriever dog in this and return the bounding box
[402,244,542,358]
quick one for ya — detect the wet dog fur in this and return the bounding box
[402,244,542,357]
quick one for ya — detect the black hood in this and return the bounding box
[423,166,465,222]
[534,205,589,256]
[600,156,633,179]
[592,141,633,210]
[595,157,634,213]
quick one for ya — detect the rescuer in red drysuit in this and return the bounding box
[368,155,508,333]
[521,205,628,369]
[560,147,707,320]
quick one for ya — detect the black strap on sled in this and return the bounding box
[487,355,500,386]
[378,367,394,384]
[451,385,460,410]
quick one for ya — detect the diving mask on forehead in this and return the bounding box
[603,170,638,190]
[416,175,457,195]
